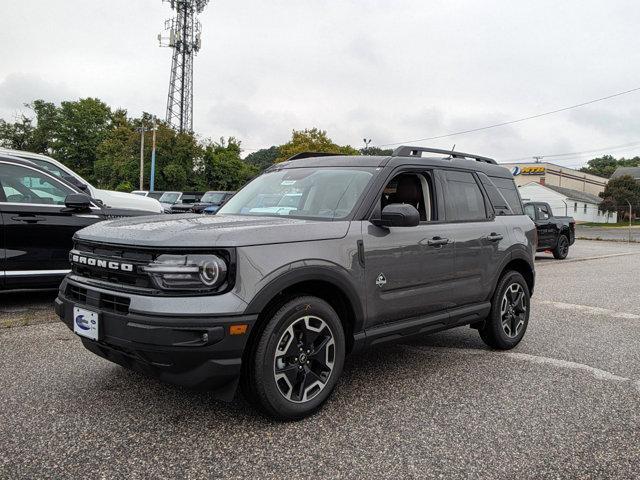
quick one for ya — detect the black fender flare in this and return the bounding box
[243,265,366,334]
[490,246,535,297]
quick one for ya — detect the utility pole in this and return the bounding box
[363,138,372,153]
[139,124,146,190]
[533,156,543,163]
[150,117,158,192]
[627,201,632,243]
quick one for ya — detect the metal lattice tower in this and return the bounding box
[159,0,209,132]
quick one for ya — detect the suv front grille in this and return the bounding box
[66,284,131,315]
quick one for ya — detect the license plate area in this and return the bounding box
[73,306,99,340]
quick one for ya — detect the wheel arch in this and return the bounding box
[244,267,365,353]
[493,249,535,296]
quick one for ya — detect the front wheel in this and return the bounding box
[479,271,530,350]
[553,235,570,259]
[242,296,345,420]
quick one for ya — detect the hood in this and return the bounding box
[96,189,163,213]
[75,214,350,248]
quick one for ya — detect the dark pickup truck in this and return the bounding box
[524,202,575,259]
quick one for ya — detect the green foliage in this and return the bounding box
[276,128,359,162]
[599,175,640,218]
[201,138,258,191]
[245,146,279,171]
[360,146,393,156]
[580,155,640,178]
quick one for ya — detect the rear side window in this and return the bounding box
[477,172,511,215]
[488,176,524,215]
[442,170,487,221]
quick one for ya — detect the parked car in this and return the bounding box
[158,191,182,212]
[191,191,235,214]
[524,202,575,259]
[56,146,536,420]
[0,148,163,214]
[168,192,205,213]
[132,190,165,201]
[0,155,155,291]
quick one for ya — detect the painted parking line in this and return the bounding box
[403,345,640,393]
[534,300,640,320]
[536,251,640,266]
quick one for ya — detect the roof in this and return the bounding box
[543,184,603,204]
[611,167,640,179]
[273,154,513,178]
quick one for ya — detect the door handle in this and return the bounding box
[487,233,504,242]
[11,215,46,223]
[427,236,449,247]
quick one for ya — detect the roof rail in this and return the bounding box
[391,146,497,165]
[287,152,344,161]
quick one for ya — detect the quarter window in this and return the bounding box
[0,163,74,206]
[443,170,487,221]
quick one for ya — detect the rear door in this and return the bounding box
[438,169,508,306]
[0,162,99,289]
[363,168,458,327]
[535,203,556,249]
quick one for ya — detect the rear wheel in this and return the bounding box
[242,296,345,420]
[553,234,570,259]
[479,271,530,350]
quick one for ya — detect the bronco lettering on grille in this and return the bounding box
[70,254,134,272]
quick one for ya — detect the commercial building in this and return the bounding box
[518,182,616,223]
[500,162,608,196]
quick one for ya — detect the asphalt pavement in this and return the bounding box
[1,240,640,479]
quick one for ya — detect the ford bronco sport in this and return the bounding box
[56,146,536,420]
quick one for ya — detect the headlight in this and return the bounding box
[142,254,228,291]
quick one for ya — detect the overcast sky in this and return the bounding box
[1,0,640,166]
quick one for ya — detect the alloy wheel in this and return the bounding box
[500,283,527,338]
[273,316,335,403]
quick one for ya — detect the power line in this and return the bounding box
[500,140,640,163]
[376,85,640,148]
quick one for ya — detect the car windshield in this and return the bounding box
[218,167,374,220]
[201,192,225,204]
[160,192,180,204]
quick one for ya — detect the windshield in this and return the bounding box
[201,192,226,204]
[159,192,181,204]
[218,167,374,220]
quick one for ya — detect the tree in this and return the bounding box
[360,146,393,156]
[201,138,258,191]
[245,146,279,171]
[599,175,640,219]
[581,155,640,178]
[0,114,35,150]
[53,98,113,179]
[276,128,359,162]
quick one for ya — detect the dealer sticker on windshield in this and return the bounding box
[73,306,99,340]
[280,180,296,185]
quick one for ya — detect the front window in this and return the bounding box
[201,192,226,204]
[0,163,74,205]
[160,192,181,204]
[218,167,375,220]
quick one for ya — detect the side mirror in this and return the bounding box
[64,194,92,211]
[372,204,420,228]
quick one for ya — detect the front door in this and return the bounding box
[362,170,456,328]
[535,203,556,249]
[0,162,98,289]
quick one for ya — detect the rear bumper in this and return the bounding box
[55,282,257,400]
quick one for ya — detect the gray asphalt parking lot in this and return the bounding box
[2,239,640,479]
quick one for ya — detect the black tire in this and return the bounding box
[553,234,570,260]
[241,296,345,420]
[479,271,530,350]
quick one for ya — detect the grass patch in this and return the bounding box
[579,221,640,228]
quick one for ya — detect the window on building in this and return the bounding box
[574,202,577,212]
[584,204,587,214]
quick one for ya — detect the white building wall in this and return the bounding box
[518,183,617,223]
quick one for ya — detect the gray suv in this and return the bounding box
[56,146,536,420]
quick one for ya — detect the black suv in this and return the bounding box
[56,147,536,419]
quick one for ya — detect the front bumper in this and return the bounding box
[56,279,257,400]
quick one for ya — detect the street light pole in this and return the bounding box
[139,123,146,190]
[363,138,372,154]
[150,117,157,192]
